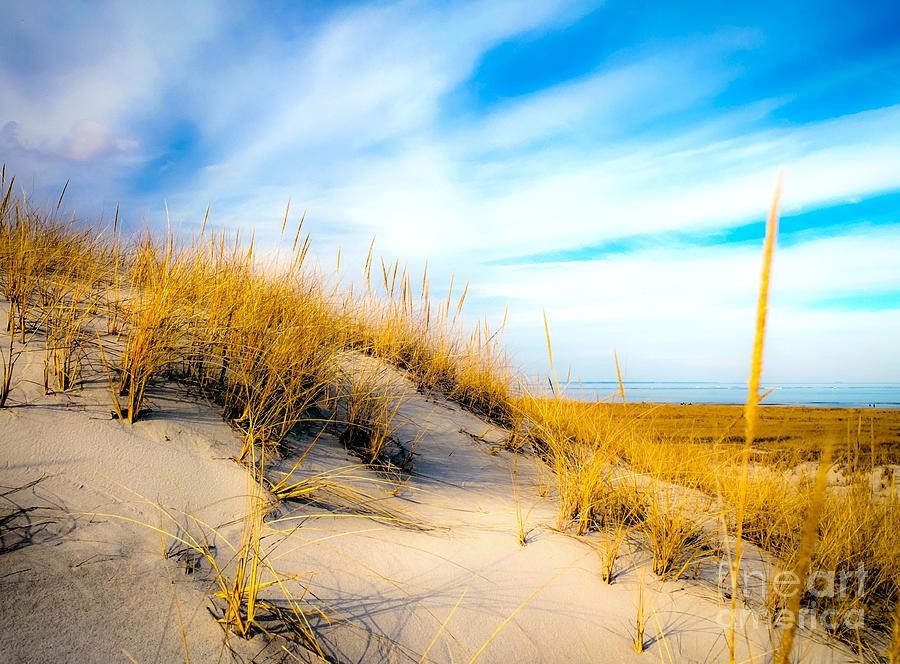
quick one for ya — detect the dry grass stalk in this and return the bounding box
[634,575,647,653]
[773,442,833,664]
[0,330,18,407]
[512,458,529,546]
[729,172,782,663]
[599,522,627,584]
[614,350,626,403]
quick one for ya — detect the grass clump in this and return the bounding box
[219,283,336,465]
[108,237,182,423]
[339,249,515,426]
[598,521,627,584]
[641,488,712,582]
[337,365,405,466]
[40,264,102,392]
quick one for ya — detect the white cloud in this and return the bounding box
[481,224,900,381]
[2,0,898,381]
[0,0,228,191]
[61,121,138,161]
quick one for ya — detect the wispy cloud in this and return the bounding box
[2,0,898,380]
[496,188,900,264]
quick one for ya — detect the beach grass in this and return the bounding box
[2,171,899,660]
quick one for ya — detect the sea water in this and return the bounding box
[560,382,900,408]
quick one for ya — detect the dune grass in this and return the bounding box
[633,574,647,653]
[41,260,102,392]
[337,364,405,466]
[0,177,509,654]
[3,172,899,659]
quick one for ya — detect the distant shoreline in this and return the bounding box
[548,382,900,409]
[593,401,900,410]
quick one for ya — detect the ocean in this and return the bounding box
[559,382,900,408]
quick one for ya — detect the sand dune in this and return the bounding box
[1,345,857,663]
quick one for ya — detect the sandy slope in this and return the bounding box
[0,349,269,663]
[0,347,856,663]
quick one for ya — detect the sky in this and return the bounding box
[2,0,899,384]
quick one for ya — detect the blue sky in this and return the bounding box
[2,0,899,383]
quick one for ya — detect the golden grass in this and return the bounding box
[598,521,625,584]
[512,393,625,533]
[634,574,647,653]
[41,261,102,392]
[729,173,782,662]
[773,442,832,664]
[641,486,712,582]
[109,238,182,422]
[3,171,899,658]
[337,364,405,465]
[0,331,16,407]
[512,458,530,546]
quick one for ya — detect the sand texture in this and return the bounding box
[1,348,859,663]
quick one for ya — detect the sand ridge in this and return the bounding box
[0,343,858,663]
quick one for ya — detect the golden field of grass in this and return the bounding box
[555,402,900,465]
[2,169,899,663]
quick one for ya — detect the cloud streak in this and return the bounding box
[1,0,898,381]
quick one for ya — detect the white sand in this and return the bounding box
[0,341,857,663]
